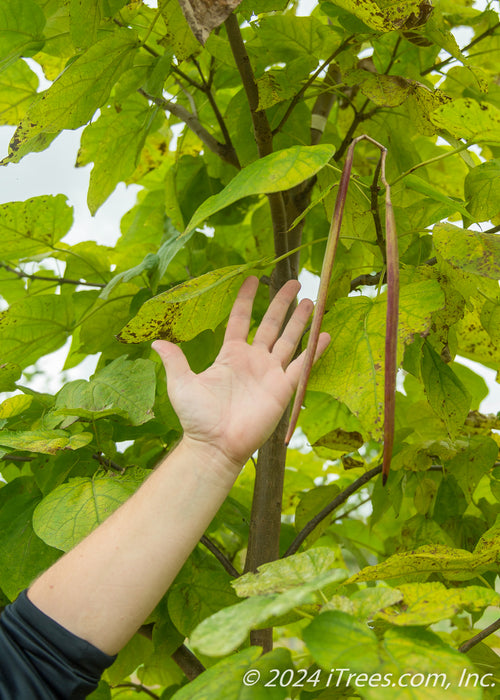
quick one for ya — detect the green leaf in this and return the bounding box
[375,581,500,626]
[239,648,293,700]
[303,611,380,674]
[0,195,73,261]
[32,468,149,551]
[170,648,261,700]
[2,29,139,164]
[0,59,39,125]
[430,98,500,143]
[76,95,155,214]
[167,549,240,637]
[0,478,60,600]
[464,159,500,221]
[322,0,424,32]
[55,356,156,426]
[233,547,344,597]
[0,393,33,418]
[308,280,445,437]
[99,252,159,301]
[446,436,498,503]
[378,627,482,700]
[457,300,500,369]
[158,0,199,61]
[190,565,346,656]
[351,70,411,106]
[185,145,335,234]
[434,223,500,279]
[0,294,74,368]
[347,542,498,584]
[420,342,471,436]
[69,0,102,51]
[451,362,488,411]
[0,0,45,72]
[117,261,265,344]
[0,429,92,454]
[257,15,341,61]
[0,362,22,391]
[404,174,470,218]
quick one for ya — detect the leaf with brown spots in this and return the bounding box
[117,260,268,344]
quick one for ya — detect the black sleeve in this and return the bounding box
[0,589,117,699]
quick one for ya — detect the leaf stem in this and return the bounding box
[389,142,471,187]
[0,262,106,288]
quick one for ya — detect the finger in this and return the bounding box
[224,276,259,343]
[252,279,301,350]
[152,339,192,381]
[272,297,313,367]
[285,331,331,386]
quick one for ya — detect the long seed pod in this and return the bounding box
[380,156,399,485]
[284,136,359,446]
[285,135,399,486]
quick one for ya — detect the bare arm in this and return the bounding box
[28,277,330,655]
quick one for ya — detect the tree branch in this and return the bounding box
[273,37,354,136]
[172,643,206,680]
[225,14,273,158]
[0,263,106,288]
[246,408,290,653]
[192,58,241,168]
[458,617,500,654]
[225,13,289,287]
[138,626,206,680]
[284,463,383,557]
[138,88,240,168]
[200,535,240,578]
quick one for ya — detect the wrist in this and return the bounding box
[175,435,244,488]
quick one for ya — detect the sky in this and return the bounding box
[0,0,498,415]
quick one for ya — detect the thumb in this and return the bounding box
[152,339,191,380]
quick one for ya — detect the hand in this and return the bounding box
[152,276,330,476]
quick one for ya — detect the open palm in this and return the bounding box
[152,277,330,471]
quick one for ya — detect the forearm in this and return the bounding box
[28,438,239,655]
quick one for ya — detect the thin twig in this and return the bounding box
[335,496,371,521]
[200,535,240,578]
[334,99,376,162]
[0,263,106,288]
[172,64,204,91]
[284,464,383,556]
[273,36,355,136]
[92,452,126,474]
[112,682,159,699]
[138,88,239,168]
[421,21,500,76]
[459,618,500,654]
